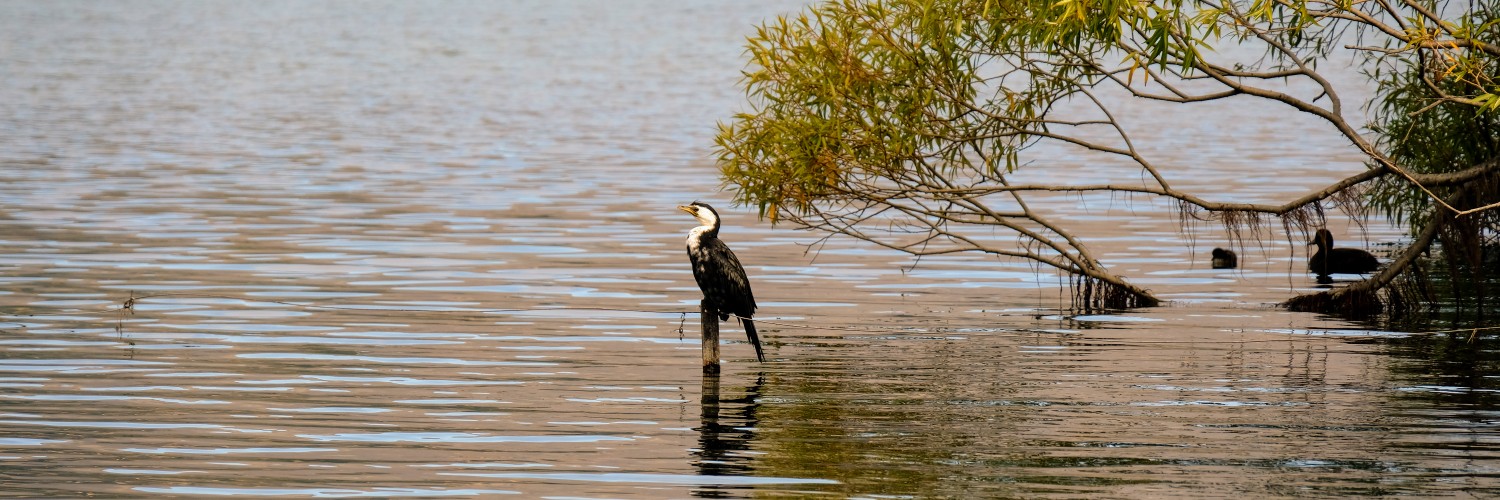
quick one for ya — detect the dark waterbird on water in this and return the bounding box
[1211,248,1237,269]
[1307,229,1379,279]
[678,201,765,362]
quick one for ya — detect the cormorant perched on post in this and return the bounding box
[678,202,765,362]
[1308,229,1379,279]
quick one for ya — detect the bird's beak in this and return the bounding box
[676,205,694,214]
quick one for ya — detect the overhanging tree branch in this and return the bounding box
[716,0,1499,313]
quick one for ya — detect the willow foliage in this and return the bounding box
[715,0,1500,312]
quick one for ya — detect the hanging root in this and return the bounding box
[1072,274,1159,311]
[1383,257,1434,319]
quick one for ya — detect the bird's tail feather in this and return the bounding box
[741,317,765,363]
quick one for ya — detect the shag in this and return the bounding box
[1307,229,1379,278]
[678,202,765,362]
[1211,248,1237,269]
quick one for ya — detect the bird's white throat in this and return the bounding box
[686,225,713,252]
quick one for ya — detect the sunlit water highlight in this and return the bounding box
[1,1,1497,498]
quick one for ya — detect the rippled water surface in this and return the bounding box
[3,1,1498,498]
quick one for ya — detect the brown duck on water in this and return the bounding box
[1307,229,1379,279]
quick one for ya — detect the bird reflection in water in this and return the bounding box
[691,373,765,498]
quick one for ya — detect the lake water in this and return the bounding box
[2,1,1497,498]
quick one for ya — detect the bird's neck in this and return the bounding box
[691,223,718,240]
[687,225,718,249]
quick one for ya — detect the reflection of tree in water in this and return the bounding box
[691,373,764,498]
[1384,333,1500,406]
[1374,333,1500,496]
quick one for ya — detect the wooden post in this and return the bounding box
[700,370,721,421]
[700,300,720,374]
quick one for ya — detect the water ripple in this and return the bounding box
[0,420,266,432]
[123,447,336,455]
[439,471,839,485]
[135,487,522,497]
[296,432,632,444]
[301,375,519,387]
[4,394,229,405]
[240,352,553,366]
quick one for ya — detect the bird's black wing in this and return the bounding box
[690,238,757,318]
